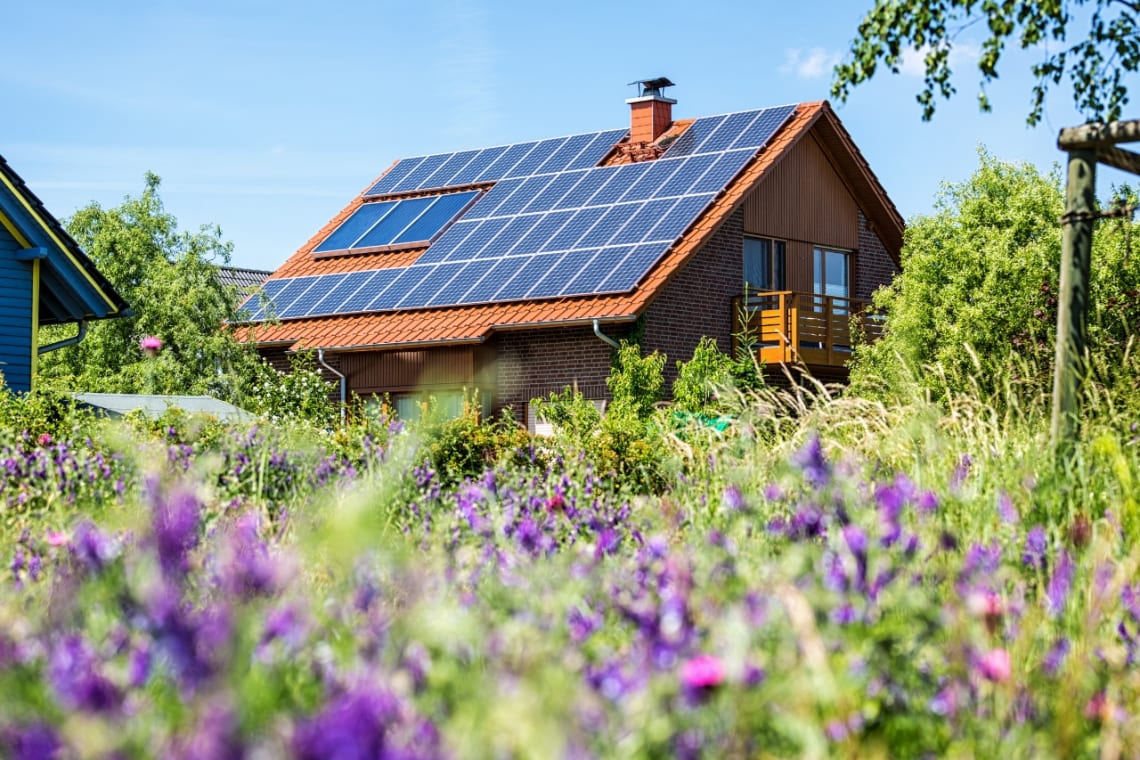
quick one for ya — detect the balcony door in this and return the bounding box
[813,247,850,300]
[743,237,786,295]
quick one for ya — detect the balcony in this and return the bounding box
[731,290,884,371]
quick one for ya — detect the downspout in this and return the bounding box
[317,348,346,426]
[38,320,87,355]
[592,318,620,350]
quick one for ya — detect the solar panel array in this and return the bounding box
[240,105,797,322]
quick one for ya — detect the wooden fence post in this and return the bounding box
[1050,149,1097,451]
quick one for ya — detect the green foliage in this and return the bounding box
[672,337,733,415]
[0,387,98,444]
[833,0,1140,125]
[38,173,260,399]
[420,393,532,485]
[243,352,336,427]
[606,341,665,419]
[851,150,1140,406]
[532,386,602,450]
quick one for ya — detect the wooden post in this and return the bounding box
[1050,149,1097,450]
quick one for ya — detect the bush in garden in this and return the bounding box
[419,394,533,486]
[242,351,335,427]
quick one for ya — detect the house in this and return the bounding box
[0,155,129,393]
[237,81,903,426]
[215,265,273,296]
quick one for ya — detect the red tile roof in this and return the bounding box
[241,101,900,352]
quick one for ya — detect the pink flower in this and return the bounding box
[681,654,725,689]
[139,335,163,355]
[37,433,52,447]
[45,531,69,547]
[976,648,1011,683]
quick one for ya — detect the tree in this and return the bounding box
[849,149,1140,399]
[39,174,261,399]
[833,0,1140,125]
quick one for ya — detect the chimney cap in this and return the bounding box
[628,77,675,98]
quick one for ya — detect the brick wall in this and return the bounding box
[855,210,900,301]
[641,207,744,392]
[489,323,635,415]
[256,345,344,404]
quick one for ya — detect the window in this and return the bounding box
[743,237,786,293]
[813,247,850,299]
[391,390,466,423]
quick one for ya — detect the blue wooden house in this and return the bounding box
[0,155,129,393]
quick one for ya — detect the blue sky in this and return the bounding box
[2,0,1134,271]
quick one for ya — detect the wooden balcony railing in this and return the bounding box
[731,290,884,369]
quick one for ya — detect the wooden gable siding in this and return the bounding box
[0,225,34,393]
[342,346,476,395]
[742,132,860,294]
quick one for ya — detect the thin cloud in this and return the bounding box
[780,48,843,80]
[898,42,982,77]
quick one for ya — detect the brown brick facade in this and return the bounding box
[641,208,744,391]
[489,323,634,414]
[855,210,899,301]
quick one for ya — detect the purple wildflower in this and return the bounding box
[951,454,973,489]
[153,487,202,578]
[997,492,1018,524]
[1046,550,1075,617]
[1023,526,1047,570]
[792,434,831,488]
[48,635,122,713]
[1,723,62,760]
[916,490,939,514]
[721,484,746,512]
[72,521,118,574]
[1042,638,1070,676]
[292,685,408,760]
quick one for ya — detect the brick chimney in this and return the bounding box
[626,77,676,144]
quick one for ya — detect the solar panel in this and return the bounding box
[393,154,451,192]
[528,250,598,298]
[566,129,626,170]
[280,273,348,319]
[340,270,396,313]
[246,105,799,322]
[238,278,289,321]
[262,276,319,319]
[458,257,520,303]
[392,191,479,245]
[397,262,465,308]
[493,254,559,301]
[595,243,669,293]
[428,258,495,306]
[313,202,397,253]
[308,271,373,317]
[449,145,508,186]
[366,157,424,196]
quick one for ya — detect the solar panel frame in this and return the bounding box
[693,110,759,153]
[262,276,320,319]
[542,206,606,252]
[465,177,525,219]
[526,250,598,299]
[654,153,719,198]
[564,245,634,294]
[610,198,679,246]
[493,175,555,217]
[520,171,584,214]
[662,114,727,157]
[576,204,638,249]
[617,158,684,203]
[479,215,543,259]
[532,133,595,176]
[511,209,576,254]
[688,150,754,195]
[554,169,615,210]
[589,163,651,206]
